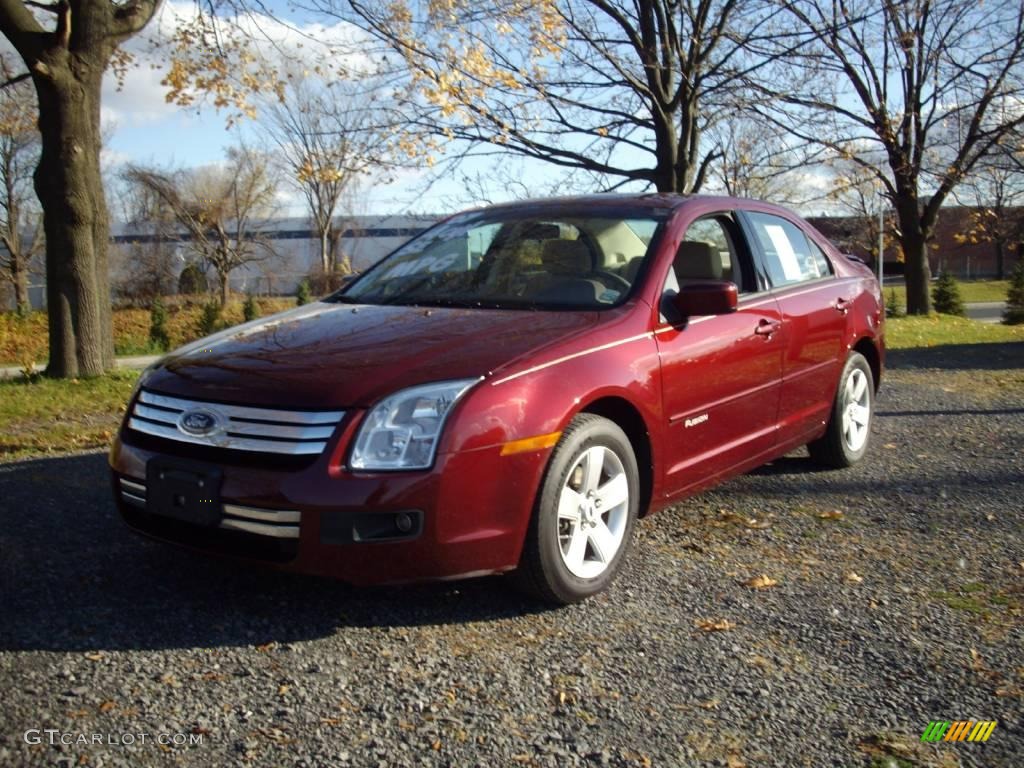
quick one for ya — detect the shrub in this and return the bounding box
[196,300,223,337]
[295,279,311,306]
[243,293,258,323]
[305,267,351,296]
[885,288,902,318]
[1004,260,1024,325]
[148,297,170,351]
[932,272,965,316]
[178,263,208,295]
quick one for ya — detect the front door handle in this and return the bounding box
[833,298,851,315]
[755,320,781,338]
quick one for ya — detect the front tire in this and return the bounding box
[513,414,639,604]
[808,351,874,468]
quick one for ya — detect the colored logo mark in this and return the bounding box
[921,720,997,743]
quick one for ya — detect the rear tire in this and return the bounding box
[808,351,874,468]
[512,414,639,604]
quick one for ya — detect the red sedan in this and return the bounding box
[110,194,883,603]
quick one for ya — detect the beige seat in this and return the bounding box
[528,239,602,304]
[674,241,723,282]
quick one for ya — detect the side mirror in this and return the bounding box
[672,281,738,316]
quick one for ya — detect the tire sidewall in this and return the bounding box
[535,417,640,602]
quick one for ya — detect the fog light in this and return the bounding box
[395,512,413,533]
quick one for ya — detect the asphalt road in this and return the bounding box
[965,302,1008,324]
[1,343,1022,767]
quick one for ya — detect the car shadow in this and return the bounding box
[748,453,834,477]
[0,453,551,653]
[887,341,1024,370]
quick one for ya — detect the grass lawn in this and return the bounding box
[883,278,1008,308]
[0,296,296,366]
[885,313,1024,349]
[0,369,138,461]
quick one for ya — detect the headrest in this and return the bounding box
[542,239,591,276]
[674,240,723,281]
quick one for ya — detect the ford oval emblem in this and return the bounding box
[177,408,222,437]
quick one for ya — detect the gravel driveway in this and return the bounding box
[1,344,1022,767]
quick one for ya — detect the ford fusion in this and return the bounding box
[110,194,884,603]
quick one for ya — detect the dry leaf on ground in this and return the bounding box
[743,575,779,589]
[695,618,736,632]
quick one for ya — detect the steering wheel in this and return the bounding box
[591,269,632,291]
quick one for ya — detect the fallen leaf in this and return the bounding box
[695,618,736,632]
[98,701,116,713]
[846,572,864,584]
[743,575,778,589]
[278,684,290,697]
[159,673,181,688]
[255,642,276,653]
[726,751,747,768]
[432,739,442,751]
[883,443,897,449]
[698,699,720,710]
[257,727,292,744]
[818,510,845,520]
[84,652,104,662]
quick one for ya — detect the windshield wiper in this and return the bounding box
[322,293,360,304]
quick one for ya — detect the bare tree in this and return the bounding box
[761,0,1024,314]
[0,56,41,314]
[125,146,281,307]
[953,138,1024,279]
[705,118,817,202]
[261,76,388,276]
[823,161,900,269]
[319,0,796,194]
[111,176,180,301]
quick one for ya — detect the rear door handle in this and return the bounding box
[833,298,850,314]
[755,320,781,337]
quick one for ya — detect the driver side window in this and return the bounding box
[664,215,744,295]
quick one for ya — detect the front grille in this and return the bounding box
[128,389,344,456]
[118,476,301,539]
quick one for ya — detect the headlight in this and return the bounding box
[349,379,479,471]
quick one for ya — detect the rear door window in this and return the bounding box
[746,212,833,288]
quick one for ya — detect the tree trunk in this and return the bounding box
[218,270,229,307]
[897,201,937,319]
[319,227,330,274]
[995,239,1006,280]
[11,255,29,314]
[33,64,114,377]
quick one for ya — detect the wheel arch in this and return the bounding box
[852,336,881,391]
[578,395,655,518]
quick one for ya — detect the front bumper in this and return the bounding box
[109,422,549,585]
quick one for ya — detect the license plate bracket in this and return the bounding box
[146,458,222,527]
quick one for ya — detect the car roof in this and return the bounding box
[477,193,791,217]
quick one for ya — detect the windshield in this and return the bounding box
[333,209,667,310]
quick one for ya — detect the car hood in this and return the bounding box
[144,302,599,408]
